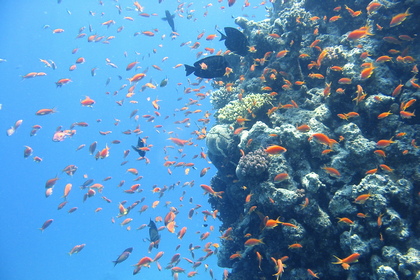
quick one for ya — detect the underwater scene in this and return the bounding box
[1,0,419,279]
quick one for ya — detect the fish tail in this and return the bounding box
[218,30,226,41]
[184,64,195,76]
[332,255,342,264]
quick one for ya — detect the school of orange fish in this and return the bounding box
[4,0,420,279]
[4,1,275,280]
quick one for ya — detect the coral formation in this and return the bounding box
[216,93,272,124]
[204,0,420,279]
[235,148,270,181]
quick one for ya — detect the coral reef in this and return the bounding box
[216,93,272,124]
[204,0,420,279]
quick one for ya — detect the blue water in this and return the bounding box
[0,1,267,279]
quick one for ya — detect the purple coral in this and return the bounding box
[236,148,270,180]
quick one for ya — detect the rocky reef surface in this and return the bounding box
[205,0,420,279]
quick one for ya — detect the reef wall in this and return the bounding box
[206,0,420,279]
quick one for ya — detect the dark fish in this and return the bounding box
[160,77,168,87]
[132,137,146,157]
[184,55,229,78]
[162,10,176,32]
[148,219,161,248]
[112,247,133,266]
[218,27,249,56]
[81,179,94,189]
[39,219,53,232]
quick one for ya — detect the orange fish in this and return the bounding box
[128,73,146,83]
[80,96,95,106]
[142,31,155,36]
[36,108,56,116]
[200,184,224,198]
[265,145,287,154]
[311,133,337,148]
[338,78,352,84]
[264,217,281,229]
[322,166,341,177]
[337,217,354,225]
[360,67,375,80]
[366,2,382,15]
[347,26,372,40]
[391,84,403,97]
[400,110,416,118]
[332,253,360,270]
[353,193,372,204]
[205,34,217,40]
[390,8,412,27]
[244,238,264,247]
[274,173,289,182]
[56,78,72,87]
[377,111,392,119]
[98,144,110,159]
[376,138,395,148]
[126,61,138,71]
[307,269,320,279]
[288,243,303,249]
[374,150,387,158]
[379,164,394,172]
[52,28,65,33]
[168,137,190,146]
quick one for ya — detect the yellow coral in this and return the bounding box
[216,93,272,123]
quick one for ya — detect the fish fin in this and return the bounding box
[218,30,227,41]
[184,64,195,76]
[137,137,144,148]
[131,145,139,152]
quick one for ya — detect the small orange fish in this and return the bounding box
[332,253,360,270]
[80,96,95,106]
[338,78,352,84]
[311,133,337,148]
[244,238,264,247]
[274,173,289,182]
[265,145,287,154]
[296,124,311,132]
[366,2,382,14]
[390,8,412,27]
[322,166,341,177]
[347,26,372,40]
[400,110,416,119]
[376,138,395,148]
[377,111,392,119]
[365,168,378,174]
[379,164,394,172]
[353,193,372,204]
[391,84,403,97]
[264,217,281,229]
[307,268,320,279]
[374,150,387,158]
